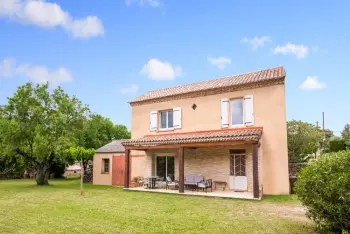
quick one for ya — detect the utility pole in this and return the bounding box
[322,112,325,153]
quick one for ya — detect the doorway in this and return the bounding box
[156,156,174,181]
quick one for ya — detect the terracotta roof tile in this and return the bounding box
[122,128,262,147]
[130,66,285,103]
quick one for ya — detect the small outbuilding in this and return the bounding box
[93,140,144,186]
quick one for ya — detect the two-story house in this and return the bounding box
[93,66,289,199]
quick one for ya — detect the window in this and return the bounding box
[231,98,243,126]
[155,156,175,181]
[160,110,173,129]
[102,158,110,173]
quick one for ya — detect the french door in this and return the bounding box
[156,156,174,181]
[229,151,247,191]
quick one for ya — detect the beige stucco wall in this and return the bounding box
[93,153,115,185]
[93,151,146,185]
[130,84,289,194]
[143,145,260,192]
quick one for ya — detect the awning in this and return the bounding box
[121,127,262,148]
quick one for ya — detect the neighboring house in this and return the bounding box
[93,140,144,186]
[95,66,289,198]
[64,163,82,177]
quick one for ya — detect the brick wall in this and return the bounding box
[144,144,260,192]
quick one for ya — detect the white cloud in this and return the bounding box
[299,76,326,90]
[0,0,104,39]
[120,84,139,94]
[240,36,271,50]
[207,56,231,70]
[126,0,161,7]
[274,42,309,59]
[0,58,72,87]
[140,58,183,80]
[0,58,15,77]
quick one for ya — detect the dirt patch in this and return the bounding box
[259,203,310,222]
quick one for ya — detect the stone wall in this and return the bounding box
[144,145,259,192]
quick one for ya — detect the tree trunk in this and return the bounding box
[36,164,50,185]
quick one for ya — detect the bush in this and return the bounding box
[329,138,347,152]
[295,151,350,233]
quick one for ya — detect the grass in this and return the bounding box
[0,179,314,234]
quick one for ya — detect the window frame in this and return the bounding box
[159,110,174,131]
[230,97,245,128]
[101,158,110,174]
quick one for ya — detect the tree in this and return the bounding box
[66,146,95,195]
[341,123,350,140]
[66,147,95,172]
[114,124,131,140]
[287,120,323,162]
[0,83,88,185]
[78,114,130,151]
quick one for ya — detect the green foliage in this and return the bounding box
[287,120,323,162]
[295,151,350,233]
[114,124,131,140]
[66,146,95,171]
[0,83,88,185]
[0,155,25,179]
[78,114,130,150]
[341,123,350,140]
[49,160,66,178]
[329,137,347,152]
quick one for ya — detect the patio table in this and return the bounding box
[213,181,227,191]
[147,176,158,189]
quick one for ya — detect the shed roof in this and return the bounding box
[96,140,125,153]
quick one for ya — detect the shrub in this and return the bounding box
[329,138,347,152]
[295,151,350,233]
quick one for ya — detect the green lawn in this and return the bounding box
[0,179,314,234]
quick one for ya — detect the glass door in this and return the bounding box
[156,156,174,181]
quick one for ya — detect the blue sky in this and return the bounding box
[0,0,349,134]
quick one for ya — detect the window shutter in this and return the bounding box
[173,107,182,129]
[221,99,229,128]
[244,95,254,126]
[149,111,158,131]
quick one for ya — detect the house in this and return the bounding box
[94,66,289,199]
[64,163,82,177]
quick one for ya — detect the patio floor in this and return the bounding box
[125,187,260,200]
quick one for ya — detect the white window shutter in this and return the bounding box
[244,95,254,126]
[173,107,182,129]
[149,111,158,131]
[221,99,229,128]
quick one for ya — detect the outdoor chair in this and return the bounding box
[197,179,213,193]
[143,177,150,188]
[166,176,178,190]
[184,175,203,190]
[156,176,166,189]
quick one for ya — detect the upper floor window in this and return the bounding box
[221,95,254,128]
[150,108,181,132]
[160,110,173,129]
[231,98,243,126]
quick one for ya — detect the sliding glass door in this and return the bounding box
[156,156,174,181]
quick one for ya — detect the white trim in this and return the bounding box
[158,128,174,132]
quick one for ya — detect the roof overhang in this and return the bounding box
[122,127,262,150]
